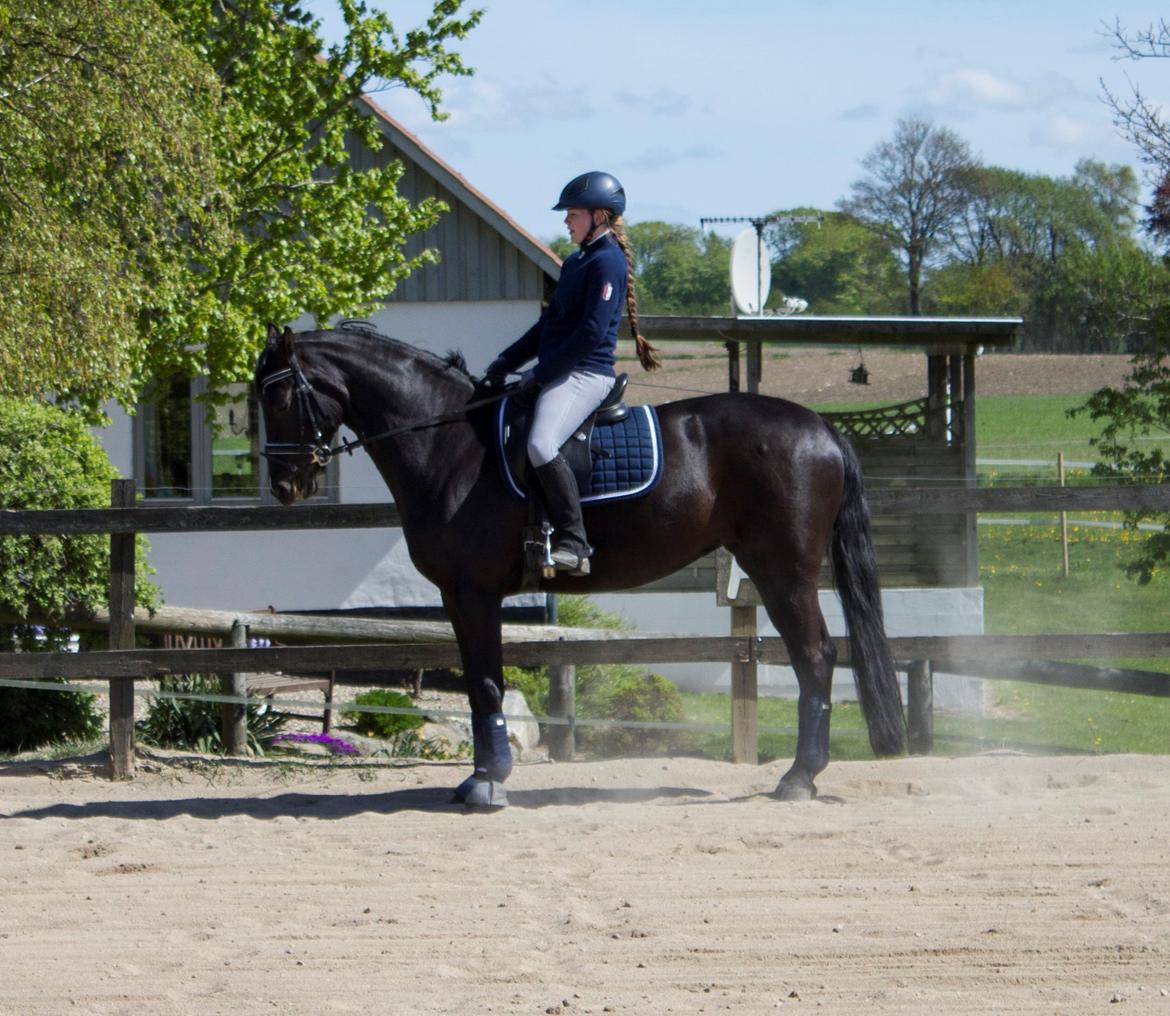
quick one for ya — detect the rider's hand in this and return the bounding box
[484,358,509,387]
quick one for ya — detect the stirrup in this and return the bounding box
[551,546,591,576]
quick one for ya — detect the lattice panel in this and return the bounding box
[822,398,963,442]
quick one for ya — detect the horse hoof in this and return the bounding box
[452,773,477,803]
[463,779,509,808]
[774,779,817,802]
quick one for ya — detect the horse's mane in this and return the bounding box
[311,321,473,382]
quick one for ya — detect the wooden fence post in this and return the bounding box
[108,479,136,780]
[730,605,759,764]
[547,663,576,761]
[907,660,933,755]
[725,341,740,392]
[221,621,249,755]
[1058,452,1070,577]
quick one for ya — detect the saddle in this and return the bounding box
[497,374,662,503]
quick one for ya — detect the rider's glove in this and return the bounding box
[484,358,510,387]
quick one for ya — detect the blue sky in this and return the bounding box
[307,1,1167,243]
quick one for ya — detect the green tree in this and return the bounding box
[1074,19,1170,581]
[150,0,482,398]
[768,209,902,314]
[0,0,482,415]
[0,397,161,752]
[841,116,980,314]
[626,222,731,315]
[0,0,229,416]
[937,161,1150,349]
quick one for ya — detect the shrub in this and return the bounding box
[0,397,159,622]
[511,596,687,757]
[0,625,108,755]
[575,664,686,757]
[136,675,286,755]
[502,665,548,715]
[341,688,424,739]
[0,398,160,752]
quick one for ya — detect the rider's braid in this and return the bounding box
[606,213,661,372]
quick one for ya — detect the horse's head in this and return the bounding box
[255,323,345,505]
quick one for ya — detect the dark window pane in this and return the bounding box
[142,377,192,498]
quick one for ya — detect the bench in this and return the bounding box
[245,672,336,732]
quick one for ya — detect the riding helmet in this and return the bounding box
[553,171,626,215]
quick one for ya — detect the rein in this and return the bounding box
[260,350,511,466]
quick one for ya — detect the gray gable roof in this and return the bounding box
[356,95,561,303]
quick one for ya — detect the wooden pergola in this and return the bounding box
[637,314,1023,762]
[638,314,1023,589]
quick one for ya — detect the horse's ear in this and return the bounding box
[282,326,295,356]
[266,323,282,348]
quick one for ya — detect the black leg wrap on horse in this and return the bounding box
[482,712,513,783]
[453,713,487,803]
[533,455,592,563]
[795,694,832,776]
[776,695,832,801]
[462,713,512,808]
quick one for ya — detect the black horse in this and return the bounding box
[255,324,905,806]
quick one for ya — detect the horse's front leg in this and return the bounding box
[443,587,512,808]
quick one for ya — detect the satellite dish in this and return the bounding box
[730,227,770,315]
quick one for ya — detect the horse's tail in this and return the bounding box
[828,429,906,756]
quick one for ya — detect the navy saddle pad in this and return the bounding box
[496,398,663,503]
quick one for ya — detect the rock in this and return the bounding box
[503,689,540,750]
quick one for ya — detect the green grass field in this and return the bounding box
[976,393,1101,463]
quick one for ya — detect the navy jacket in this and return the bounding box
[499,231,626,384]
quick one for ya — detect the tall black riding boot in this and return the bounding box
[533,455,592,575]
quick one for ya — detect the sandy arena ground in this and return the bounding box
[2,751,1169,1015]
[2,352,1162,1013]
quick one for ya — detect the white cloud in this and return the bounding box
[929,67,1027,109]
[438,77,596,130]
[1030,113,1091,148]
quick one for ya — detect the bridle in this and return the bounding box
[258,345,341,468]
[258,347,512,469]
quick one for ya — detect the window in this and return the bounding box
[211,382,261,499]
[140,376,194,499]
[135,376,336,504]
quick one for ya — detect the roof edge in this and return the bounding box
[358,94,562,282]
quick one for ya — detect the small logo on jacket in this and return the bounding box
[601,282,613,301]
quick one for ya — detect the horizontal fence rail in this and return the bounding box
[2,634,1169,684]
[2,485,1169,535]
[3,633,1170,680]
[1,480,1168,779]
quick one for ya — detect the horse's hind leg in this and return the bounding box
[737,558,837,801]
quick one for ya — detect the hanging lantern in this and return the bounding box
[849,353,869,385]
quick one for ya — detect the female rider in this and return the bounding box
[485,170,660,575]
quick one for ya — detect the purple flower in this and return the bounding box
[271,732,360,756]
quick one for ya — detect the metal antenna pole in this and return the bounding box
[699,213,821,315]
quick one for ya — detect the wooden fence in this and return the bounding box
[1,479,1169,779]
